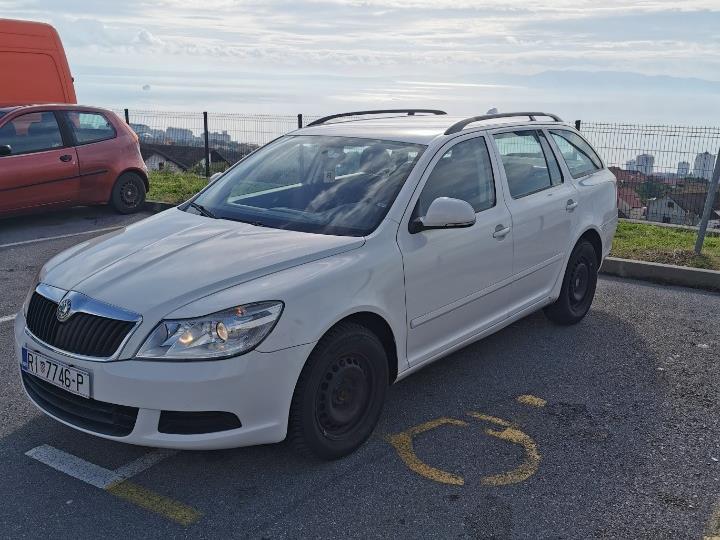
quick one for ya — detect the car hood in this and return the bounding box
[41,208,365,316]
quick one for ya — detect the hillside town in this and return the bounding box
[613,150,719,227]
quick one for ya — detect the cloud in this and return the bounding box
[3,0,718,122]
[133,29,164,47]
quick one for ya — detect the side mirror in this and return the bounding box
[409,197,476,234]
[0,145,11,157]
[208,172,223,184]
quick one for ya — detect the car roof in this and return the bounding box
[0,104,115,114]
[296,114,571,145]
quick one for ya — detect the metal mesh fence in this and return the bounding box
[113,109,300,176]
[578,122,720,226]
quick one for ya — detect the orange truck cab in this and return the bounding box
[0,19,76,106]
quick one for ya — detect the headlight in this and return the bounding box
[137,301,283,360]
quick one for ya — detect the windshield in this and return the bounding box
[191,135,426,236]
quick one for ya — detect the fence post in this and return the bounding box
[694,149,720,254]
[574,120,581,131]
[297,114,303,129]
[203,111,210,179]
[124,108,130,124]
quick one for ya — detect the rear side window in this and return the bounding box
[549,130,602,178]
[493,130,561,199]
[66,112,116,144]
[0,112,64,155]
[417,137,495,215]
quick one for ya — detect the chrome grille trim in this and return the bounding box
[25,284,142,362]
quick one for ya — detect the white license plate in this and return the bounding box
[21,347,91,398]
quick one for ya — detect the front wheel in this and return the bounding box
[110,172,146,214]
[288,322,388,460]
[544,239,598,325]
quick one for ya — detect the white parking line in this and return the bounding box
[0,225,123,249]
[26,445,120,489]
[0,314,16,324]
[26,444,178,488]
[26,445,199,524]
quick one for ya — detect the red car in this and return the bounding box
[0,104,148,215]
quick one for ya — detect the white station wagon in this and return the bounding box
[15,110,617,459]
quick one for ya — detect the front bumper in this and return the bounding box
[14,312,313,450]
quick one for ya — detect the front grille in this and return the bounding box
[22,372,138,436]
[26,292,135,357]
[159,410,242,434]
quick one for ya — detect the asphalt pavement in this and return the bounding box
[1,206,719,539]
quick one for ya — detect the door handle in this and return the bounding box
[566,199,578,211]
[493,224,511,238]
[59,154,73,162]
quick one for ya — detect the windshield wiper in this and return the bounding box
[187,201,216,219]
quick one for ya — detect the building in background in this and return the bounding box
[646,192,720,226]
[625,158,637,171]
[140,143,230,173]
[677,161,690,177]
[693,152,716,180]
[646,196,687,224]
[617,187,645,220]
[635,154,654,175]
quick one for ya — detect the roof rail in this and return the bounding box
[306,109,447,127]
[444,111,563,135]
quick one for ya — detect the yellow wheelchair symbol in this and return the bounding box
[386,411,541,487]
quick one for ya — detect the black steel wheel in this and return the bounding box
[289,321,388,460]
[110,172,146,214]
[544,239,598,325]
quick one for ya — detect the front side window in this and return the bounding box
[416,137,495,216]
[66,111,116,144]
[494,130,562,199]
[549,130,602,178]
[0,112,63,155]
[193,135,426,236]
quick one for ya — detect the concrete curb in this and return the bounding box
[601,257,720,291]
[143,201,176,212]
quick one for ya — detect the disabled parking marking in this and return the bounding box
[386,417,469,485]
[705,499,720,540]
[467,412,541,486]
[386,407,542,487]
[516,394,547,408]
[106,481,200,527]
[26,444,200,526]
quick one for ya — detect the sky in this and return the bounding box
[2,0,720,124]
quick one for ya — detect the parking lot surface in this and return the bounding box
[1,208,719,539]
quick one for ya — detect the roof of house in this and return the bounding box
[617,187,643,208]
[609,166,648,184]
[670,190,720,217]
[140,143,230,170]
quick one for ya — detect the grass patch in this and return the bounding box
[611,221,720,270]
[147,171,208,204]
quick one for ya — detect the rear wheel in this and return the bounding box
[544,239,598,325]
[288,322,388,460]
[110,172,146,214]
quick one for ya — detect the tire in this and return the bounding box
[288,322,389,460]
[110,172,146,214]
[544,239,598,325]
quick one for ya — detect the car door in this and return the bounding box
[61,110,119,203]
[490,128,579,310]
[0,110,79,213]
[397,134,514,366]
